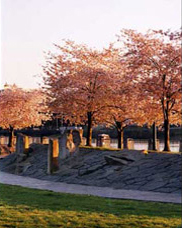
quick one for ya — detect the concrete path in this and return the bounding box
[0,171,181,204]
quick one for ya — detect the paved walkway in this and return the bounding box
[0,171,181,204]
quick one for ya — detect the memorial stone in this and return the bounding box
[47,128,82,173]
[0,136,5,145]
[47,139,53,174]
[81,137,87,146]
[24,136,29,149]
[96,134,110,148]
[16,134,25,154]
[127,138,134,149]
[47,138,60,174]
[72,129,81,154]
[58,132,69,160]
[41,137,49,144]
[179,140,182,152]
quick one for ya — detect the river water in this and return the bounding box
[0,136,180,152]
[92,138,180,152]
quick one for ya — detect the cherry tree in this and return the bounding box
[117,29,181,151]
[43,41,113,146]
[0,85,48,147]
[99,45,151,149]
[102,88,148,149]
[99,64,135,148]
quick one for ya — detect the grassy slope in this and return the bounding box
[0,184,181,228]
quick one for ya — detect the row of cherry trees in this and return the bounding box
[0,29,181,151]
[43,29,181,151]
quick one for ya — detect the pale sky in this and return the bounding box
[0,0,181,89]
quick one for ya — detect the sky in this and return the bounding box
[0,0,181,89]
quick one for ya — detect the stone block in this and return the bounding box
[0,136,8,145]
[47,139,53,174]
[127,138,134,149]
[66,130,75,153]
[72,130,81,153]
[58,128,82,160]
[16,134,25,154]
[32,137,41,144]
[58,132,69,160]
[41,137,49,144]
[24,136,29,149]
[47,139,59,174]
[81,137,87,146]
[179,140,182,152]
[96,134,110,148]
[12,136,17,147]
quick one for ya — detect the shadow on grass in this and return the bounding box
[0,183,181,219]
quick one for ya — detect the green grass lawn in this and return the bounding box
[0,184,181,228]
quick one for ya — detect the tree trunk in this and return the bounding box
[152,122,157,151]
[116,122,124,149]
[86,112,92,146]
[8,125,14,148]
[164,119,170,151]
[117,129,124,149]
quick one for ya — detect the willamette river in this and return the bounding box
[0,136,180,152]
[92,138,180,152]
